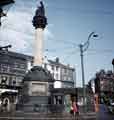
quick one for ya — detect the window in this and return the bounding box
[1,64,9,73]
[44,63,47,69]
[51,65,54,70]
[9,76,12,85]
[12,76,16,85]
[16,77,23,86]
[63,76,67,81]
[56,66,59,71]
[20,63,26,69]
[64,68,67,73]
[56,74,58,80]
[68,77,71,81]
[1,76,7,85]
[52,72,54,78]
[14,62,19,68]
[13,80,16,85]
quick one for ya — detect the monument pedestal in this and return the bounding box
[21,66,54,112]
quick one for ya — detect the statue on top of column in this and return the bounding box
[36,1,45,17]
[32,1,47,29]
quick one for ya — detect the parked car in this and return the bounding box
[107,101,114,114]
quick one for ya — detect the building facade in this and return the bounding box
[0,50,33,87]
[44,58,76,88]
[0,49,33,111]
[90,70,114,104]
[0,50,76,90]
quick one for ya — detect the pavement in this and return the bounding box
[79,112,96,120]
[96,104,114,120]
[0,104,114,120]
[0,111,97,120]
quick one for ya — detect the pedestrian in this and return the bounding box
[72,101,79,116]
[70,104,74,115]
[0,100,2,112]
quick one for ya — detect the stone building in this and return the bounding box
[0,49,33,111]
[44,57,76,88]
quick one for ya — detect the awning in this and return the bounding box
[0,88,18,94]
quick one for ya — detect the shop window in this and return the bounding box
[1,76,7,85]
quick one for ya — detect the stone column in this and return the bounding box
[32,1,47,66]
[34,28,44,66]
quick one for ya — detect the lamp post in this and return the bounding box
[112,59,114,73]
[79,32,98,113]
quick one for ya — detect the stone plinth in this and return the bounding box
[21,66,54,112]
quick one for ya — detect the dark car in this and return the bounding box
[107,101,114,114]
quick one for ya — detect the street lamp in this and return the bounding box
[0,0,15,26]
[0,44,12,51]
[79,32,98,113]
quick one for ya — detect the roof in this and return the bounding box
[23,66,54,82]
[0,50,33,61]
[8,51,33,60]
[48,59,75,71]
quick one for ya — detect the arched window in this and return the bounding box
[1,76,7,85]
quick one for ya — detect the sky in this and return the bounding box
[0,0,114,87]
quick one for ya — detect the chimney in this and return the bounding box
[55,57,59,63]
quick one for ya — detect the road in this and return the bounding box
[96,104,114,120]
[0,104,114,120]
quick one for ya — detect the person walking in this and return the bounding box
[72,101,79,116]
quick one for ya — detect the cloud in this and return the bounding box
[0,0,54,56]
[44,26,54,40]
[0,9,33,53]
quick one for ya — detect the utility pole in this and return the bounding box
[79,44,86,113]
[79,44,86,112]
[79,32,98,113]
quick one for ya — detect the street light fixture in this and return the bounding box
[0,0,15,26]
[0,44,12,51]
[112,59,114,73]
[79,32,98,113]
